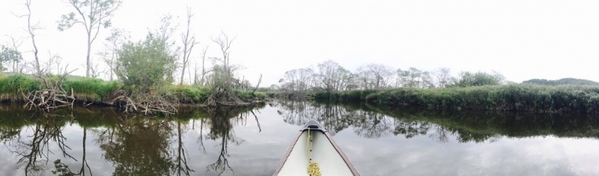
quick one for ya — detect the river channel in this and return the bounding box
[0,101,598,176]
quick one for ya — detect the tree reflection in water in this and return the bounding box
[89,106,261,176]
[200,106,260,176]
[97,115,176,176]
[275,100,599,143]
[0,101,598,175]
[94,113,199,176]
[0,103,261,176]
[277,100,395,138]
[174,120,194,176]
[1,114,88,176]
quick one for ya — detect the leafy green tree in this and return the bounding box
[396,67,423,88]
[115,33,177,93]
[0,46,23,72]
[451,71,504,87]
[58,0,121,77]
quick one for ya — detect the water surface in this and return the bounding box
[0,101,598,176]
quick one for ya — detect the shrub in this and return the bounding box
[313,84,599,114]
[0,74,40,94]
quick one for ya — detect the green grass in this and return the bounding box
[63,77,121,101]
[0,74,267,105]
[233,89,267,100]
[0,74,40,94]
[168,85,211,103]
[168,85,267,103]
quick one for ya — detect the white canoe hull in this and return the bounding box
[273,120,360,176]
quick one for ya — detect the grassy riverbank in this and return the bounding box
[308,84,599,114]
[0,74,266,105]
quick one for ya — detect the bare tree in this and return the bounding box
[89,59,105,78]
[204,32,251,106]
[180,7,200,85]
[279,68,316,92]
[14,0,42,75]
[102,28,128,81]
[194,46,210,85]
[43,51,64,74]
[316,60,352,91]
[433,67,451,88]
[356,64,395,89]
[213,32,235,84]
[58,0,121,77]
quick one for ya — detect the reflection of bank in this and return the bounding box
[98,115,177,176]
[275,100,599,143]
[97,106,263,176]
[0,105,264,176]
[277,100,393,137]
[2,115,90,176]
[197,106,263,176]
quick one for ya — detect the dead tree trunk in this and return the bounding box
[17,0,42,75]
[180,7,199,85]
[252,74,262,95]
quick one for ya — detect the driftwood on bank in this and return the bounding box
[204,88,248,107]
[22,70,77,112]
[107,89,178,115]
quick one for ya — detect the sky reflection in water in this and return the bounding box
[0,102,598,176]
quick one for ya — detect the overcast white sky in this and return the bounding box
[1,0,599,86]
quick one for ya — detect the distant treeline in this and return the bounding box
[263,60,599,114]
[272,60,505,93]
[265,60,506,99]
[522,78,599,86]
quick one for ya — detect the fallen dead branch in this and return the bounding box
[204,88,248,107]
[108,90,178,115]
[22,69,77,112]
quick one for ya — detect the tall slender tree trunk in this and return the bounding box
[86,31,92,77]
[24,0,41,75]
[180,57,187,85]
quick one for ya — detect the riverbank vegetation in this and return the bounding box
[0,73,266,108]
[313,84,599,114]
[272,60,599,114]
[0,1,266,115]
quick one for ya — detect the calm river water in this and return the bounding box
[0,101,598,176]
